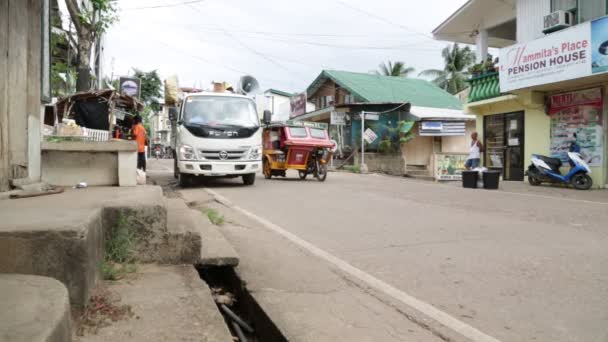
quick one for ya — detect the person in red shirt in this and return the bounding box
[132,115,147,171]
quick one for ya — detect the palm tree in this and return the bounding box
[419,44,476,94]
[377,61,415,77]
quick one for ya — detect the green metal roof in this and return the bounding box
[306,70,462,110]
[265,88,294,98]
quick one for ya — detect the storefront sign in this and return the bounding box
[290,92,307,118]
[119,77,141,99]
[330,111,346,125]
[421,121,443,131]
[435,153,468,180]
[364,128,378,144]
[549,87,603,167]
[500,16,608,92]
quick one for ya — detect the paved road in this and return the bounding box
[149,159,608,342]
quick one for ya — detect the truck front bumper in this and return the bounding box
[178,160,261,176]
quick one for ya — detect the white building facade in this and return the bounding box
[434,0,608,187]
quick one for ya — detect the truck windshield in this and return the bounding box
[183,96,259,128]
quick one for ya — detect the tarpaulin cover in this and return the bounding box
[73,99,110,130]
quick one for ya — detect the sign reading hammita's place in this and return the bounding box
[499,16,608,92]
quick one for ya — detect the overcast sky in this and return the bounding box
[99,0,469,93]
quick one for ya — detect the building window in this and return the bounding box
[579,0,606,22]
[551,0,607,24]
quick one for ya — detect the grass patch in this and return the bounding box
[101,212,138,281]
[342,165,361,173]
[204,208,225,226]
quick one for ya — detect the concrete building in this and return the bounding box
[255,88,315,121]
[434,0,608,187]
[297,70,474,178]
[150,103,172,151]
[0,0,51,191]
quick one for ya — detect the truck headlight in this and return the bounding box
[179,145,196,160]
[248,145,262,160]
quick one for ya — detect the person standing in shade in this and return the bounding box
[465,132,483,170]
[132,115,147,171]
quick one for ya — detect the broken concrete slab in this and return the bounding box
[177,190,239,266]
[192,209,239,267]
[164,198,202,264]
[0,186,184,309]
[0,208,103,309]
[0,274,71,342]
[75,265,233,342]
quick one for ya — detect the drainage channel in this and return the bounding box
[197,266,288,342]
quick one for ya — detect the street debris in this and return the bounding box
[75,182,88,189]
[75,288,134,336]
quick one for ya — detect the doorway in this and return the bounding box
[483,111,525,181]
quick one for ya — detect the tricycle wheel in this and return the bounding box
[571,173,592,190]
[315,162,327,182]
[298,171,307,180]
[263,158,272,179]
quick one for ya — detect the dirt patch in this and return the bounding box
[73,286,135,337]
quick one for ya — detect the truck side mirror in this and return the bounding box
[168,107,178,121]
[263,110,272,125]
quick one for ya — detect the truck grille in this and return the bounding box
[199,149,248,160]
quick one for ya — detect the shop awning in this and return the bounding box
[407,106,475,136]
[408,106,474,121]
[432,0,516,48]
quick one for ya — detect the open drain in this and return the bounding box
[198,266,288,342]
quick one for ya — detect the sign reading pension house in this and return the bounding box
[499,15,608,92]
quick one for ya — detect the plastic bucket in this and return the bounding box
[462,171,478,189]
[482,171,500,189]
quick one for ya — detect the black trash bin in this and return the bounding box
[482,170,500,189]
[462,170,478,189]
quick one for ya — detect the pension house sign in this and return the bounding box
[499,16,608,92]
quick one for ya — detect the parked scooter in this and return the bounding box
[526,142,592,190]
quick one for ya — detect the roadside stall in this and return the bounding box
[401,106,476,181]
[41,90,144,187]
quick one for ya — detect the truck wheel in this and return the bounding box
[242,173,256,186]
[571,173,592,190]
[178,173,191,187]
[298,171,307,180]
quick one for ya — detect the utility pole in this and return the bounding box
[360,111,368,174]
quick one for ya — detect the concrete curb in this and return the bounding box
[0,274,71,342]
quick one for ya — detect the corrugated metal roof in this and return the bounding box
[409,106,475,120]
[265,88,294,98]
[306,70,463,110]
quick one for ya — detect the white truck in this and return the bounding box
[169,90,269,186]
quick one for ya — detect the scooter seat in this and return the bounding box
[536,155,562,172]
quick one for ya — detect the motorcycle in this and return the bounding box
[526,150,592,190]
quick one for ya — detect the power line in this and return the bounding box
[334,0,434,41]
[122,0,206,11]
[188,3,301,78]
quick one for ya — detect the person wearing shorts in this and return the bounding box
[465,132,483,170]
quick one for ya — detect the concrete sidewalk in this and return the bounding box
[75,264,233,342]
[0,274,71,342]
[0,186,198,308]
[180,189,444,342]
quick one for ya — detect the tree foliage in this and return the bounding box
[65,0,118,91]
[132,69,162,111]
[377,61,415,77]
[419,44,476,94]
